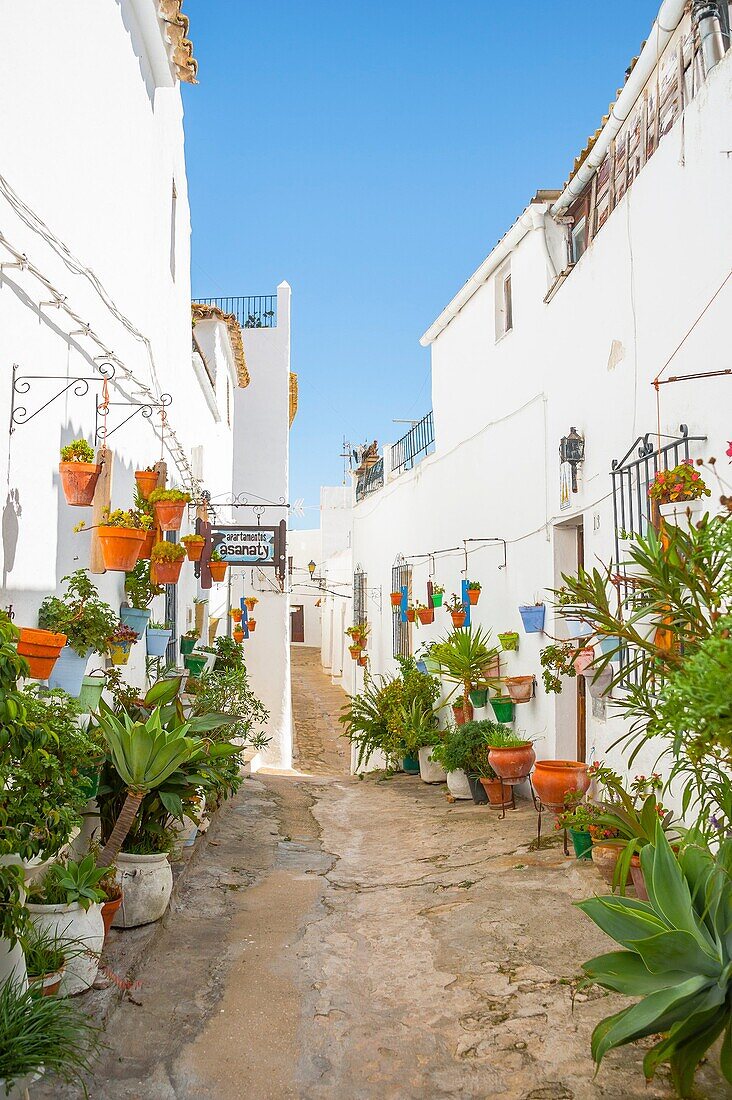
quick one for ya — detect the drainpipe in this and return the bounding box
[693,1,727,76]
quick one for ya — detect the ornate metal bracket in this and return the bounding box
[95,392,172,445]
[9,361,115,434]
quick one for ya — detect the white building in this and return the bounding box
[338,1,732,784]
[288,528,323,648]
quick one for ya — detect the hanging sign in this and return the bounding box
[210,525,279,566]
[560,461,572,511]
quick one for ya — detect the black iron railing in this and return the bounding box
[355,458,384,503]
[195,295,277,328]
[391,411,434,473]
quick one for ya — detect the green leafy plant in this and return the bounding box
[38,570,118,657]
[151,541,186,563]
[432,626,500,714]
[540,641,578,694]
[23,922,68,980]
[192,666,270,751]
[576,821,732,1096]
[124,559,164,610]
[432,584,445,595]
[444,593,465,613]
[60,439,95,464]
[102,508,153,530]
[467,580,481,592]
[199,635,244,671]
[148,621,169,631]
[648,459,712,504]
[556,793,602,833]
[108,622,138,647]
[480,722,527,748]
[148,488,192,504]
[340,658,439,770]
[28,855,106,910]
[431,720,495,777]
[211,548,224,562]
[586,773,678,893]
[181,534,204,545]
[400,698,439,756]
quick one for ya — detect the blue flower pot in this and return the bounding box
[564,617,593,638]
[78,675,105,712]
[518,604,545,633]
[146,628,172,657]
[415,659,427,674]
[119,606,151,639]
[599,635,622,656]
[48,645,91,697]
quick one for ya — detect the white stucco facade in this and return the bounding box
[288,528,322,647]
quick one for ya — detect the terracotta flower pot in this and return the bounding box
[357,654,368,667]
[452,700,474,725]
[230,608,243,623]
[406,608,416,623]
[134,470,159,500]
[390,591,402,607]
[97,526,145,572]
[101,892,123,938]
[479,777,510,806]
[573,646,595,674]
[349,644,361,659]
[17,627,67,679]
[417,608,434,625]
[591,841,620,886]
[488,742,536,782]
[184,540,204,562]
[233,628,244,644]
[505,675,534,704]
[247,619,257,632]
[59,461,100,506]
[153,500,186,532]
[467,588,481,605]
[531,760,590,811]
[152,558,183,584]
[451,610,466,628]
[244,598,258,611]
[137,530,156,560]
[209,561,227,582]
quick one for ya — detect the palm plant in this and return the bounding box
[576,821,732,1097]
[339,674,393,770]
[432,626,500,714]
[400,698,439,758]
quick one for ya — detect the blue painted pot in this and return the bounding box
[78,675,105,713]
[564,617,593,638]
[146,628,172,657]
[119,606,151,639]
[599,635,622,656]
[518,604,545,633]
[415,659,427,674]
[48,645,91,697]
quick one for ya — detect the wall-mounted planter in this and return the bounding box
[488,743,536,783]
[498,632,519,651]
[97,527,144,572]
[17,627,67,680]
[138,530,156,560]
[153,500,186,532]
[406,608,416,623]
[357,654,368,667]
[573,647,595,675]
[564,617,594,639]
[134,469,159,499]
[248,619,257,633]
[531,760,590,812]
[209,561,228,583]
[119,606,151,638]
[490,696,515,723]
[180,635,197,656]
[467,587,481,606]
[390,591,402,607]
[78,674,105,713]
[183,539,204,562]
[482,656,501,681]
[109,640,133,666]
[152,559,183,585]
[505,675,534,704]
[431,591,444,608]
[519,604,545,633]
[184,654,208,679]
[415,659,427,674]
[230,608,243,623]
[48,645,91,697]
[469,687,488,708]
[416,608,434,625]
[452,700,473,725]
[599,635,622,656]
[146,628,172,657]
[348,644,361,660]
[424,655,440,674]
[233,628,245,644]
[450,610,466,628]
[59,461,101,507]
[583,665,613,699]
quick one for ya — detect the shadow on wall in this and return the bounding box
[2,489,21,591]
[115,0,156,107]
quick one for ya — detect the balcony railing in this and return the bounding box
[194,295,277,328]
[355,458,384,502]
[391,411,434,473]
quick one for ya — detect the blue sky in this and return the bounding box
[183,0,659,528]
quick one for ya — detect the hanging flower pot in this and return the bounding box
[233,628,245,644]
[416,607,434,625]
[505,675,534,704]
[349,643,361,660]
[244,597,259,612]
[531,760,590,812]
[180,633,198,655]
[97,525,145,572]
[181,535,204,562]
[452,699,474,725]
[573,646,595,674]
[17,627,67,680]
[390,591,403,607]
[58,439,100,507]
[451,610,466,628]
[406,607,416,623]
[137,529,156,560]
[583,665,613,699]
[490,696,515,723]
[153,559,183,584]
[47,644,91,697]
[469,687,488,708]
[431,589,444,608]
[482,656,501,681]
[184,654,208,679]
[467,583,481,605]
[488,742,536,782]
[599,635,622,657]
[498,631,519,651]
[230,607,243,623]
[357,654,368,667]
[247,619,257,633]
[209,559,228,582]
[119,606,151,638]
[109,640,133,666]
[134,469,159,500]
[148,488,192,532]
[518,604,545,633]
[146,625,172,657]
[564,616,594,639]
[78,673,105,713]
[150,542,186,584]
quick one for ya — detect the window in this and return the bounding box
[503,273,513,332]
[571,216,587,264]
[494,262,513,340]
[391,561,412,658]
[353,569,367,627]
[169,181,177,280]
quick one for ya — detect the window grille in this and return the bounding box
[391,560,412,659]
[353,569,367,627]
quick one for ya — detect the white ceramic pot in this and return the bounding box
[26,902,103,997]
[446,769,473,800]
[113,852,173,928]
[418,746,447,784]
[0,1073,42,1099]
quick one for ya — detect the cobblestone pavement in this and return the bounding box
[72,650,729,1100]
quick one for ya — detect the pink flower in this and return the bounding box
[727,441,732,458]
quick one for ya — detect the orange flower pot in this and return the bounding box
[452,700,474,725]
[467,589,481,605]
[184,540,204,562]
[357,654,368,667]
[573,647,595,674]
[59,462,100,507]
[152,558,183,584]
[417,608,434,625]
[451,610,466,628]
[154,500,186,532]
[134,470,159,500]
[97,527,145,572]
[230,608,243,622]
[349,644,361,659]
[101,892,123,938]
[248,619,257,632]
[17,627,67,680]
[406,609,416,623]
[244,598,258,611]
[487,743,536,783]
[209,561,227,582]
[390,592,403,607]
[505,675,534,704]
[233,628,244,643]
[531,760,590,811]
[138,530,156,560]
[479,777,511,807]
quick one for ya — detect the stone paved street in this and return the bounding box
[76,648,730,1100]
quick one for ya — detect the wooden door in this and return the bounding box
[290,604,305,644]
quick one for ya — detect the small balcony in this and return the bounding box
[391,411,434,473]
[193,294,277,328]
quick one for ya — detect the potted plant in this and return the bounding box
[24,923,70,997]
[150,540,186,584]
[233,627,245,644]
[134,466,159,500]
[58,438,100,507]
[107,622,138,665]
[230,607,243,623]
[430,584,444,608]
[16,626,67,680]
[39,570,118,697]
[148,487,191,532]
[415,601,434,625]
[345,625,366,651]
[209,549,228,582]
[248,618,257,632]
[121,559,163,639]
[78,670,106,713]
[648,459,711,508]
[146,621,172,657]
[497,631,519,651]
[484,725,535,783]
[532,759,591,813]
[26,855,107,996]
[468,684,488,709]
[390,590,403,607]
[405,604,416,623]
[401,700,443,784]
[433,625,500,727]
[466,580,482,606]
[97,865,123,938]
[180,629,199,656]
[431,721,488,800]
[243,596,259,612]
[518,601,545,633]
[95,508,151,572]
[181,533,205,562]
[556,793,597,859]
[489,696,514,722]
[184,653,208,678]
[445,593,466,628]
[505,674,534,704]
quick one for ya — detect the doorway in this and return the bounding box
[290,604,305,644]
[552,518,587,761]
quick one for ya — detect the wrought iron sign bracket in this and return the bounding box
[9,361,115,434]
[95,392,172,445]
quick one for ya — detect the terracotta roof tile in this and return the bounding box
[191,302,250,387]
[158,0,198,85]
[289,373,298,426]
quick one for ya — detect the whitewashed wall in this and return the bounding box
[289,528,322,647]
[346,54,732,790]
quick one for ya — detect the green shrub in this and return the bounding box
[39,570,118,656]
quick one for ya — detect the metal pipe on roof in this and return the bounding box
[693,1,727,75]
[550,0,688,217]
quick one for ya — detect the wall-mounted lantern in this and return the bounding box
[307,560,316,579]
[560,426,585,492]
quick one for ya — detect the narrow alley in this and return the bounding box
[68,649,728,1100]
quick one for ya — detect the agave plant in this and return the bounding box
[576,820,732,1096]
[95,707,197,868]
